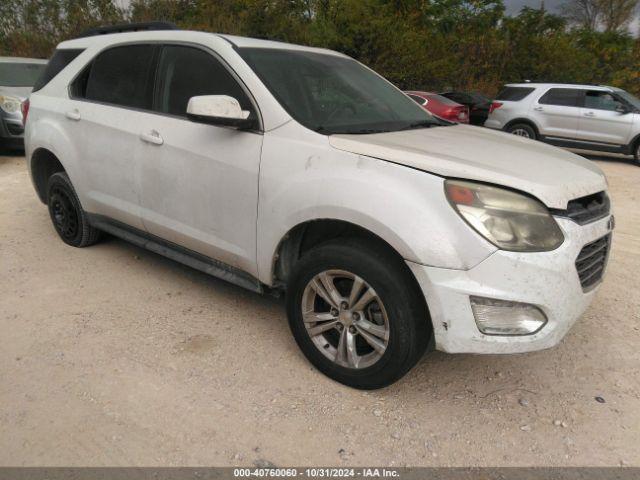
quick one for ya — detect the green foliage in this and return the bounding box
[1,0,639,96]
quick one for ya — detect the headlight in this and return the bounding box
[0,95,21,114]
[445,179,564,252]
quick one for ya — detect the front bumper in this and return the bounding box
[0,110,25,145]
[408,214,613,354]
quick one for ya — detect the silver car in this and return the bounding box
[485,82,640,166]
[0,57,47,149]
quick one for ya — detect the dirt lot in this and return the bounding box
[0,151,639,467]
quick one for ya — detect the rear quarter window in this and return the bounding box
[32,49,84,92]
[495,87,535,101]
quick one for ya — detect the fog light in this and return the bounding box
[470,296,547,336]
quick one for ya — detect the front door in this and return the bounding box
[576,90,633,145]
[137,44,263,276]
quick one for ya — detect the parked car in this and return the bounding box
[486,83,640,165]
[405,91,469,123]
[0,57,47,149]
[439,91,492,126]
[25,25,613,389]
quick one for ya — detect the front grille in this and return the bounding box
[557,191,610,225]
[575,234,611,291]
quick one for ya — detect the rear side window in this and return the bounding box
[82,45,157,110]
[408,94,426,105]
[32,49,83,92]
[495,87,535,101]
[154,45,252,116]
[538,88,582,107]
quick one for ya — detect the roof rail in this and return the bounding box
[77,22,177,38]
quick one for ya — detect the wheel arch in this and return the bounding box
[270,219,430,310]
[30,148,67,204]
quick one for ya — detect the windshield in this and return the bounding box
[0,62,46,87]
[239,48,443,134]
[615,90,640,111]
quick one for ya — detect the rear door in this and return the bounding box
[576,90,633,145]
[137,44,263,275]
[532,87,582,139]
[69,44,158,229]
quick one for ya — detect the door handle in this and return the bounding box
[140,130,164,146]
[533,106,543,111]
[584,111,595,117]
[65,109,81,121]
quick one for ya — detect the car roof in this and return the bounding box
[504,82,613,91]
[0,56,47,64]
[58,30,346,57]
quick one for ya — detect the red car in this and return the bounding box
[405,91,470,123]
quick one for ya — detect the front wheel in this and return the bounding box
[286,239,431,389]
[633,142,640,166]
[507,123,536,140]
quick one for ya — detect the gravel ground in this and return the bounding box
[0,152,638,467]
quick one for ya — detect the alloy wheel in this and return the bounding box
[511,128,531,138]
[301,269,390,369]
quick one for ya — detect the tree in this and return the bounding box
[561,0,639,32]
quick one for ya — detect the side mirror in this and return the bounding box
[615,103,630,114]
[186,95,256,129]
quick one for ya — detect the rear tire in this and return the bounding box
[507,123,536,140]
[47,172,102,247]
[286,238,431,389]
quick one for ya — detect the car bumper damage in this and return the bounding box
[408,214,613,354]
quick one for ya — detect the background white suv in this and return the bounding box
[25,26,613,388]
[485,83,640,165]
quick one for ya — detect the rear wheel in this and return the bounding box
[47,172,102,247]
[286,239,431,389]
[507,123,536,140]
[633,142,640,166]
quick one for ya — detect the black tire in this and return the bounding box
[47,172,102,247]
[286,238,431,389]
[507,123,537,140]
[633,142,640,166]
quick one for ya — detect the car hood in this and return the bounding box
[329,124,607,209]
[0,86,32,100]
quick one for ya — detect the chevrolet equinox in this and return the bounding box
[24,25,614,388]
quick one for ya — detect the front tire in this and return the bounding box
[47,172,102,247]
[633,142,640,166]
[507,123,536,140]
[286,239,431,389]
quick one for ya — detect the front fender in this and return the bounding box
[256,124,496,285]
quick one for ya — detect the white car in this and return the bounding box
[24,24,613,389]
[0,56,47,149]
[485,82,640,165]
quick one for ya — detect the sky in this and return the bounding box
[504,0,560,14]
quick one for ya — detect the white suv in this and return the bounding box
[486,82,640,165]
[25,25,613,388]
